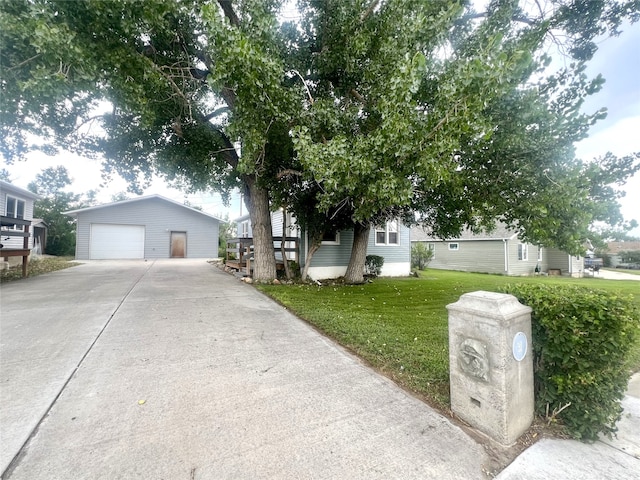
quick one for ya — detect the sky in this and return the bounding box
[2,14,640,233]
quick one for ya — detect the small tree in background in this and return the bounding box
[619,250,640,266]
[218,215,235,259]
[411,243,434,271]
[27,166,96,256]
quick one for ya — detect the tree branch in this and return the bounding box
[276,169,303,179]
[290,69,314,104]
[360,0,380,22]
[8,53,41,71]
[218,0,240,26]
[204,106,231,121]
[458,11,536,27]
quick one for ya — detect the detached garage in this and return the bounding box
[65,195,220,260]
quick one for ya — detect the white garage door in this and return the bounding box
[90,224,145,259]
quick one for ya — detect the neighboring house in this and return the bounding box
[64,195,221,260]
[31,219,48,255]
[1,181,41,267]
[606,241,640,267]
[411,224,585,277]
[233,210,411,279]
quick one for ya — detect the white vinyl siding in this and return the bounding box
[0,182,38,249]
[90,224,145,259]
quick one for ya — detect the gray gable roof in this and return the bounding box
[411,223,519,242]
[64,194,222,221]
[0,180,42,200]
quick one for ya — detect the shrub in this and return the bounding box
[411,242,433,270]
[365,255,384,278]
[503,283,639,441]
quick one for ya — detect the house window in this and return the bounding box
[5,195,25,230]
[375,220,399,245]
[240,221,249,238]
[321,230,340,245]
[429,243,436,259]
[537,246,543,262]
[448,243,459,251]
[518,243,528,261]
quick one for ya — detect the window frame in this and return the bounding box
[518,243,529,261]
[5,195,26,231]
[374,220,400,246]
[448,242,459,251]
[321,230,341,245]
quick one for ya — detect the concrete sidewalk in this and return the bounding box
[496,373,640,480]
[1,260,488,479]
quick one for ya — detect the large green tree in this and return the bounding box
[1,0,292,281]
[290,0,640,282]
[2,0,639,283]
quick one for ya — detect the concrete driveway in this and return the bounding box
[0,260,487,479]
[596,269,640,281]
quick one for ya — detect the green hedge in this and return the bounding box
[503,284,639,441]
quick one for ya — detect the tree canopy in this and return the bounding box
[27,166,97,256]
[2,0,639,282]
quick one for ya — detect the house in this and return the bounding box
[64,195,221,260]
[411,224,585,277]
[606,241,640,268]
[232,210,411,280]
[31,219,48,255]
[1,180,42,273]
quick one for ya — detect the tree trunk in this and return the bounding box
[301,236,322,281]
[344,223,370,284]
[243,176,277,282]
[280,210,292,280]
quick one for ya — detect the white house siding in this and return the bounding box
[73,198,218,260]
[271,210,284,237]
[506,241,541,276]
[1,182,38,250]
[567,254,584,277]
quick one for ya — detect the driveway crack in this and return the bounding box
[1,260,156,479]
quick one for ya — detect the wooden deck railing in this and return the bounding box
[226,236,300,275]
[1,216,32,277]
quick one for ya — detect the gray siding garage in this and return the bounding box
[65,195,220,260]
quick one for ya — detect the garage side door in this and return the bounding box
[90,224,145,259]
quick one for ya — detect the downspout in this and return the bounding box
[503,239,509,274]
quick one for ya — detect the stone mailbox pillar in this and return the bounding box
[447,291,533,446]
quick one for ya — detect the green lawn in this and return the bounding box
[258,270,640,410]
